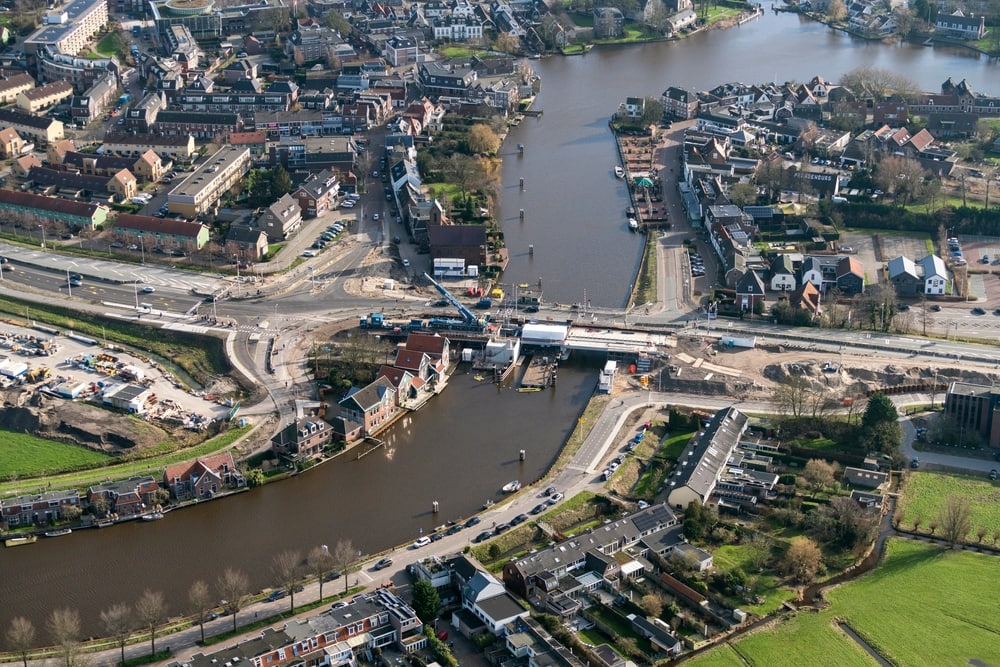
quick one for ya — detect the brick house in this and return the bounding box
[87,476,162,519]
[163,452,243,501]
[225,223,269,261]
[271,418,333,463]
[338,377,397,437]
[1,490,80,527]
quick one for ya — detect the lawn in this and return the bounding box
[0,430,110,479]
[711,543,796,616]
[0,425,251,497]
[898,470,1000,539]
[690,540,1000,667]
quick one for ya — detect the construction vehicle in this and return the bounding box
[26,367,50,382]
[423,273,489,333]
[360,313,389,329]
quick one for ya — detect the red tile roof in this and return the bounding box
[0,188,101,217]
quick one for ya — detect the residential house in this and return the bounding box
[459,571,530,635]
[338,377,397,437]
[503,503,680,615]
[593,7,625,39]
[255,193,302,242]
[842,466,889,490]
[0,72,36,105]
[375,366,419,402]
[225,223,269,262]
[918,254,947,295]
[630,615,682,656]
[1,490,80,527]
[113,214,210,251]
[16,80,74,113]
[101,132,197,161]
[271,418,332,463]
[671,543,714,571]
[0,108,64,145]
[769,254,796,292]
[0,127,25,159]
[667,407,749,509]
[163,452,242,501]
[836,256,865,295]
[789,280,822,319]
[71,72,118,124]
[887,255,921,296]
[0,189,108,229]
[294,169,339,218]
[735,270,765,313]
[935,10,986,40]
[87,476,161,519]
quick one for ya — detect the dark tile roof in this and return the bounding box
[0,187,100,217]
[115,213,206,238]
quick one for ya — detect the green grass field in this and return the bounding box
[898,470,1000,539]
[0,430,110,479]
[690,539,1000,666]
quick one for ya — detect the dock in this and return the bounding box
[518,354,558,389]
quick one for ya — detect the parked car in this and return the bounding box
[990,469,998,481]
[267,589,287,602]
[530,503,548,515]
[973,307,987,315]
[463,516,481,528]
[372,557,393,571]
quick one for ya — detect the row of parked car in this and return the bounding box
[689,251,705,277]
[304,222,347,257]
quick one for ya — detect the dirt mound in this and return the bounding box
[1,393,169,454]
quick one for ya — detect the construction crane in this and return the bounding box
[423,273,489,332]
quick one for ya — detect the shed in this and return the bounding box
[0,358,28,378]
[102,383,152,414]
[53,380,88,398]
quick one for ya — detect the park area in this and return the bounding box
[689,539,1000,666]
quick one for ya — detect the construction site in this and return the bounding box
[0,322,233,454]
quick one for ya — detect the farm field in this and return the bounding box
[0,430,110,479]
[898,470,1000,538]
[689,539,1000,667]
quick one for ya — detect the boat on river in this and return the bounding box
[483,499,495,509]
[141,511,164,521]
[44,528,72,537]
[5,536,37,547]
[502,480,522,493]
[628,218,639,231]
[614,166,625,178]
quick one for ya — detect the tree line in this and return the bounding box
[3,539,359,666]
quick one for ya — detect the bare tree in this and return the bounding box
[271,549,303,614]
[938,495,971,548]
[744,533,772,572]
[100,603,133,667]
[6,617,35,667]
[217,568,251,633]
[46,608,81,667]
[772,375,812,419]
[839,65,919,102]
[639,593,665,619]
[188,580,213,643]
[135,590,166,657]
[781,537,823,584]
[802,459,839,491]
[330,539,358,593]
[308,545,337,602]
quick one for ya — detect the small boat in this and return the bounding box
[628,218,639,232]
[626,206,635,217]
[614,166,625,179]
[5,536,37,547]
[140,511,164,521]
[483,499,495,509]
[44,528,72,537]
[96,519,114,528]
[502,480,522,494]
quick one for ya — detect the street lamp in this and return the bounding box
[66,268,72,298]
[38,224,46,249]
[133,280,141,313]
[139,236,145,265]
[234,254,241,296]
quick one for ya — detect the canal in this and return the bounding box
[499,7,999,307]
[2,5,998,641]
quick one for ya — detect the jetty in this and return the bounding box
[518,354,558,389]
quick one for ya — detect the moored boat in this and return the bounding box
[483,499,495,509]
[614,166,625,179]
[502,480,522,493]
[4,536,37,547]
[141,511,164,521]
[44,528,72,537]
[628,218,639,231]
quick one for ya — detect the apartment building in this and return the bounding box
[166,145,251,217]
[24,0,109,57]
[16,80,74,113]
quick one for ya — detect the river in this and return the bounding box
[1,6,997,641]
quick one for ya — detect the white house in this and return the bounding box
[769,254,796,292]
[918,254,947,295]
[458,571,529,634]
